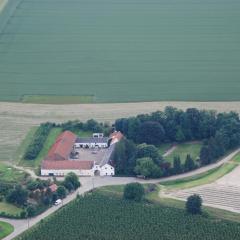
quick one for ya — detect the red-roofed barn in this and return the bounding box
[45,131,77,161]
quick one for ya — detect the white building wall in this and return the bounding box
[74,142,108,148]
[99,164,115,176]
[41,168,94,177]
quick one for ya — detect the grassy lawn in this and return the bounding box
[21,95,94,104]
[164,142,202,164]
[0,202,22,216]
[158,143,173,155]
[161,162,237,190]
[0,221,14,240]
[232,153,240,163]
[18,127,62,169]
[0,162,27,184]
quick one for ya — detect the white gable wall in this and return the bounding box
[100,164,115,176]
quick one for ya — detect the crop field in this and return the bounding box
[0,0,240,103]
[17,192,240,240]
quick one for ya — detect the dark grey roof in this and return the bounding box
[75,137,109,144]
[99,143,116,166]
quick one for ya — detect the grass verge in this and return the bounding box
[0,221,14,240]
[161,162,237,190]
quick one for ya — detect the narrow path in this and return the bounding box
[162,145,177,157]
[1,148,240,240]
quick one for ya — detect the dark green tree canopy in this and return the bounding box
[123,183,145,202]
[186,194,202,215]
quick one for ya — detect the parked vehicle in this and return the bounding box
[54,199,62,206]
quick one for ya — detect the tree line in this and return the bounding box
[113,107,240,177]
[24,123,55,160]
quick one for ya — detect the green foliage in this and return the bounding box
[123,183,145,202]
[57,186,66,199]
[186,194,202,215]
[26,205,36,218]
[172,156,182,174]
[134,157,162,178]
[136,143,162,165]
[63,172,81,191]
[24,123,54,160]
[17,193,240,240]
[184,154,196,172]
[6,185,28,207]
[138,121,165,145]
[112,139,137,175]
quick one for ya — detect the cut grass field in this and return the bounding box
[0,202,22,216]
[233,153,240,163]
[0,221,14,240]
[1,0,240,103]
[161,162,238,190]
[163,142,202,164]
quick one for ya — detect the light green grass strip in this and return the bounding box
[161,162,237,190]
[0,221,14,239]
[21,95,94,104]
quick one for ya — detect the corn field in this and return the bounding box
[18,192,240,240]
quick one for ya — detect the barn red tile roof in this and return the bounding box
[45,131,77,161]
[110,131,124,144]
[48,184,58,192]
[41,160,94,170]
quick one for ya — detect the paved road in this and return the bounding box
[1,148,240,240]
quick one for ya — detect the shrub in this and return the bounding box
[186,194,202,215]
[123,183,144,202]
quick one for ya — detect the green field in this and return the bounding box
[0,221,14,240]
[17,191,240,240]
[0,0,240,103]
[163,142,202,164]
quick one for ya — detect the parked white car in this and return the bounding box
[54,199,62,206]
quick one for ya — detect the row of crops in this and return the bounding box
[18,192,240,240]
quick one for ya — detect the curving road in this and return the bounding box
[1,148,240,240]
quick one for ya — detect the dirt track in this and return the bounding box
[1,101,240,162]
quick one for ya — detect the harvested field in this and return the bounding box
[1,101,240,162]
[0,0,240,102]
[165,156,240,213]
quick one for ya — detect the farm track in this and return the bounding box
[1,101,240,162]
